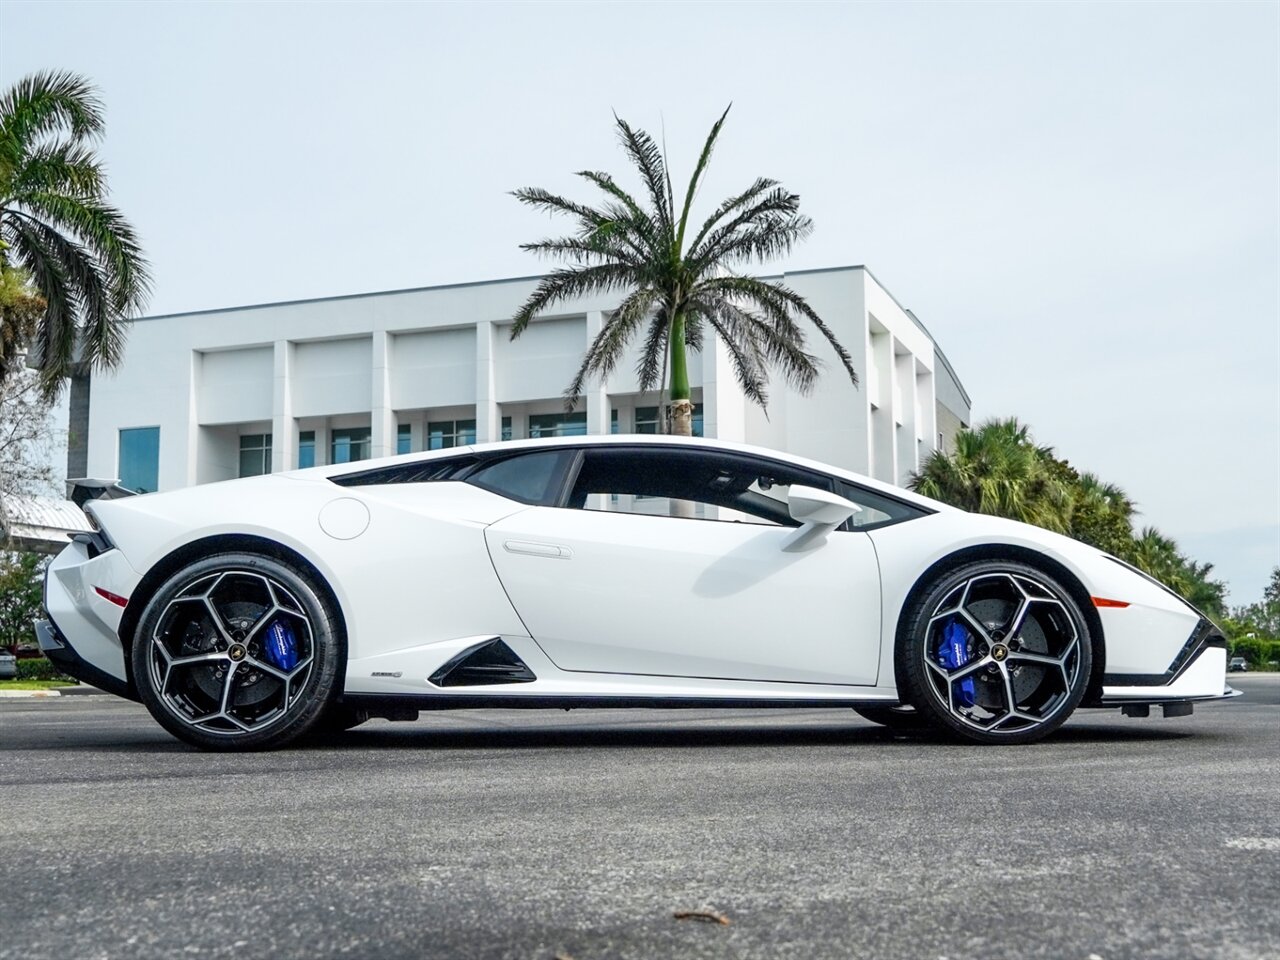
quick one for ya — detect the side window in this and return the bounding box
[567,447,834,526]
[465,450,575,505]
[837,480,930,529]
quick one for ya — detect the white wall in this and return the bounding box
[85,266,962,492]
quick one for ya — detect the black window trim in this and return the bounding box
[549,443,932,531]
[329,441,934,531]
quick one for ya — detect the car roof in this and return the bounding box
[309,433,956,513]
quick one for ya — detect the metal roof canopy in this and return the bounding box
[0,493,92,555]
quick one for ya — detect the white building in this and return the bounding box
[70,265,971,494]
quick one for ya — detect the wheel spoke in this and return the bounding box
[998,661,1018,715]
[218,661,239,714]
[1007,650,1063,667]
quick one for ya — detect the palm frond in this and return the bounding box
[684,176,777,258]
[5,141,103,202]
[635,310,670,393]
[0,71,104,156]
[612,115,673,239]
[563,286,659,407]
[697,275,857,387]
[692,302,770,409]
[509,263,639,337]
[14,193,151,312]
[674,104,731,254]
[687,187,807,269]
[7,218,75,396]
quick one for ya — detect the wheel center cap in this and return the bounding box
[228,644,247,662]
[991,643,1009,662]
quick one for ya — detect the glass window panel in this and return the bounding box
[501,416,512,442]
[527,411,587,438]
[397,423,412,456]
[237,433,272,478]
[467,451,571,505]
[118,427,159,494]
[331,427,371,464]
[298,430,315,469]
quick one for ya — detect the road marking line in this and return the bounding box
[1226,837,1280,851]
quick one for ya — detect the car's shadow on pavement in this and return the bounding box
[295,718,1200,752]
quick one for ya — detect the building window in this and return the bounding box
[427,419,476,450]
[331,427,371,464]
[397,423,412,455]
[238,434,272,478]
[634,404,703,437]
[501,416,512,441]
[118,427,160,493]
[298,431,316,469]
[528,411,587,438]
[610,409,619,435]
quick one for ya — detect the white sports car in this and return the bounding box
[37,435,1237,750]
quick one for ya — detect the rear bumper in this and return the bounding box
[38,539,142,698]
[35,617,137,701]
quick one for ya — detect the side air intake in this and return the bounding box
[429,638,537,687]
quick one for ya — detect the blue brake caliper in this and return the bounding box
[938,618,976,707]
[262,618,299,671]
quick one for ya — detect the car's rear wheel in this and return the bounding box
[131,552,342,751]
[898,560,1092,745]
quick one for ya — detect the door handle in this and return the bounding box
[503,540,573,560]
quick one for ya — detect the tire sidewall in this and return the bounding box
[898,559,1093,745]
[131,552,343,751]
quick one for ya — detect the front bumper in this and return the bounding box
[1091,620,1237,708]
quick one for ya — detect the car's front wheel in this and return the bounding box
[898,560,1092,745]
[131,552,343,751]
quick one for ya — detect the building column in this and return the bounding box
[271,340,294,473]
[701,327,745,443]
[370,331,394,458]
[584,310,610,435]
[180,350,200,487]
[475,320,499,442]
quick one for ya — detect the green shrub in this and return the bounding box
[15,657,75,682]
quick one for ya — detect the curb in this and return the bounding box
[0,685,109,699]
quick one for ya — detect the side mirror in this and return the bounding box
[782,485,861,552]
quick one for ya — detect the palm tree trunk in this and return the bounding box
[669,312,693,437]
[668,312,695,518]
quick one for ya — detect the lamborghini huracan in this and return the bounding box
[36,435,1237,750]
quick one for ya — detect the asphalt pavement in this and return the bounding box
[2,676,1277,960]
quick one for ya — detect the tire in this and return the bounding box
[853,704,935,731]
[898,559,1092,745]
[131,552,343,751]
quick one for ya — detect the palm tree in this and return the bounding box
[1066,470,1136,557]
[509,107,857,437]
[0,70,150,396]
[910,418,1073,532]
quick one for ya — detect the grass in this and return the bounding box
[0,678,79,690]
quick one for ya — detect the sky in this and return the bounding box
[2,0,1277,604]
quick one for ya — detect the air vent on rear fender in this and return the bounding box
[429,638,537,687]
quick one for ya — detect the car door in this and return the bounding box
[483,445,883,686]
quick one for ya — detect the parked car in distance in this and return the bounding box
[1228,656,1249,672]
[0,652,16,680]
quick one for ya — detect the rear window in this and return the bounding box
[464,450,575,505]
